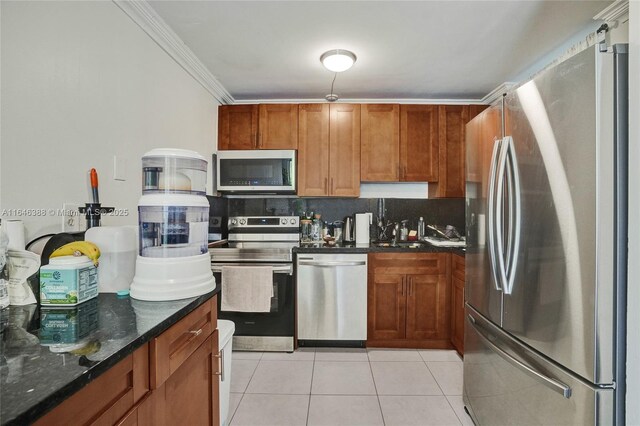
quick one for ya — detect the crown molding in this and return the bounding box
[113,0,234,104]
[233,98,486,105]
[481,82,516,105]
[593,0,629,22]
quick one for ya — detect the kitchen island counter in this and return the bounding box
[0,288,221,426]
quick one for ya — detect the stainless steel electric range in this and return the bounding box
[209,216,299,352]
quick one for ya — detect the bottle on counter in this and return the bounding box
[399,220,409,241]
[301,219,313,242]
[311,214,322,241]
[418,217,425,240]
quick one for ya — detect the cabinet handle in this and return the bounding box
[324,177,328,194]
[187,328,203,339]
[401,277,405,296]
[213,348,225,381]
[253,133,258,149]
[258,132,263,149]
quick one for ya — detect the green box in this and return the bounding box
[40,262,98,305]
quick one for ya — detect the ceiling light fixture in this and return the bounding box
[320,49,357,72]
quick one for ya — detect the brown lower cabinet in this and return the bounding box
[37,296,220,426]
[367,252,451,349]
[450,254,465,355]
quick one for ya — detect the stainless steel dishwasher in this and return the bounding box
[296,253,367,344]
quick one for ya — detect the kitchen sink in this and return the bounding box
[373,241,425,248]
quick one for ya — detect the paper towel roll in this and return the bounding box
[5,220,25,251]
[355,213,372,246]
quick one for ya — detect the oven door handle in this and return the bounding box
[211,264,293,275]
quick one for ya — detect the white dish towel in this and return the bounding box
[221,266,274,313]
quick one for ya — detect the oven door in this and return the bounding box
[216,150,296,193]
[212,263,295,341]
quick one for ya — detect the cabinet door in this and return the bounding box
[36,345,150,426]
[163,332,218,426]
[451,275,465,354]
[361,104,400,181]
[451,254,466,354]
[368,273,406,340]
[258,104,298,149]
[405,272,450,341]
[151,299,216,388]
[465,112,483,184]
[218,105,258,150]
[298,104,330,196]
[329,103,361,196]
[430,105,469,198]
[400,105,439,182]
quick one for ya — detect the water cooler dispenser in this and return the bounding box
[130,148,215,301]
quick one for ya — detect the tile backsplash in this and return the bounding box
[208,196,465,235]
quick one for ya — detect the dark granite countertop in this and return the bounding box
[293,242,466,257]
[0,288,220,426]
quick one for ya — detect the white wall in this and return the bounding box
[626,2,639,424]
[0,1,218,241]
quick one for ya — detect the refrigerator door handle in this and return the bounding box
[494,138,510,291]
[504,136,522,295]
[468,314,572,399]
[487,138,503,291]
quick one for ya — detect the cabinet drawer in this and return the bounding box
[151,297,217,389]
[452,254,465,282]
[369,252,447,275]
[35,344,149,426]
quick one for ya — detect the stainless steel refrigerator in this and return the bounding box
[463,42,628,425]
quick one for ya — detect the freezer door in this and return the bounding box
[502,45,616,384]
[464,306,614,426]
[465,105,503,325]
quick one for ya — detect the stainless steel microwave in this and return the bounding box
[216,150,296,194]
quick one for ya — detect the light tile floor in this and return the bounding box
[227,348,472,426]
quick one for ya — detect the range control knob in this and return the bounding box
[281,218,288,225]
[230,219,237,226]
[290,218,297,225]
[239,218,246,225]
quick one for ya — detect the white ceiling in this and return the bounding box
[148,1,611,101]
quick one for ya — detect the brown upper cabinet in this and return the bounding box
[400,105,439,182]
[218,104,298,150]
[429,105,487,198]
[218,104,258,150]
[298,103,360,197]
[361,104,400,181]
[466,105,501,199]
[258,104,298,149]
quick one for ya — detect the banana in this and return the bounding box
[50,241,101,266]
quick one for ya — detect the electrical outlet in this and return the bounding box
[62,203,83,232]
